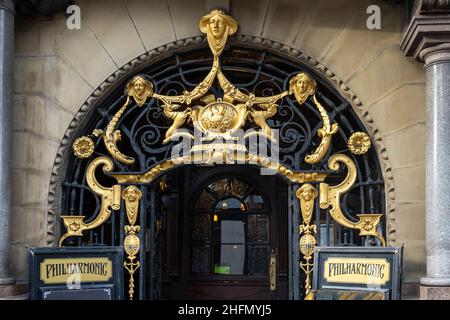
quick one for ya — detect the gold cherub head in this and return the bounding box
[123,186,140,202]
[298,183,318,202]
[127,75,154,107]
[199,9,238,57]
[289,72,317,105]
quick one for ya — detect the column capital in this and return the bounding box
[420,43,450,67]
[400,0,450,63]
[0,0,15,14]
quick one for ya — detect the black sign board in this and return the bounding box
[312,246,403,300]
[29,246,123,300]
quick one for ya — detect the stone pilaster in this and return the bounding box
[0,0,15,285]
[401,0,450,300]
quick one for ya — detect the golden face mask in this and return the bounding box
[199,10,238,57]
[127,76,154,107]
[289,73,317,105]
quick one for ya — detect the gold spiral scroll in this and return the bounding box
[122,186,143,300]
[319,154,386,246]
[59,157,121,246]
[297,183,318,300]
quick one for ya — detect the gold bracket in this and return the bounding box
[319,154,386,246]
[59,157,121,246]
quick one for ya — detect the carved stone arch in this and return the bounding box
[46,35,396,246]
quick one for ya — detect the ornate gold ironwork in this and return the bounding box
[122,185,143,300]
[59,9,386,301]
[348,132,371,155]
[72,136,95,159]
[319,154,386,246]
[90,76,154,165]
[111,151,330,185]
[80,9,337,168]
[60,157,121,246]
[297,183,318,300]
[290,73,339,164]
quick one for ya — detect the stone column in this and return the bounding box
[420,44,450,298]
[0,0,15,285]
[400,0,450,299]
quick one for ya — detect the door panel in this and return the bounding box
[159,166,289,300]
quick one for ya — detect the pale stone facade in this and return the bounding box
[10,0,426,294]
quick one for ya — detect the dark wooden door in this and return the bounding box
[160,165,288,300]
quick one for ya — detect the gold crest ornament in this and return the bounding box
[199,9,238,58]
[348,132,371,155]
[72,136,95,159]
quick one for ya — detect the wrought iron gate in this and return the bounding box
[53,10,387,300]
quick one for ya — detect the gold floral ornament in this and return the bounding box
[348,132,371,155]
[199,9,237,58]
[73,136,95,159]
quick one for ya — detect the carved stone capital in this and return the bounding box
[420,42,450,66]
[0,0,15,14]
[401,0,450,62]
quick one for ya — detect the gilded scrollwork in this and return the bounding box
[59,157,121,246]
[319,154,386,246]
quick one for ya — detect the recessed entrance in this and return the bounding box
[159,165,288,300]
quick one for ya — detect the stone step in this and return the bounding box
[0,293,28,300]
[0,283,28,298]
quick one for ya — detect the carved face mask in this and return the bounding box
[289,73,316,105]
[127,76,153,107]
[209,13,226,39]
